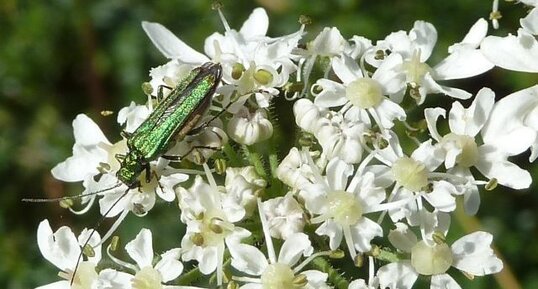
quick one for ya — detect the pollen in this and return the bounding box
[345,78,384,109]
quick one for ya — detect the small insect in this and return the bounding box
[116,62,222,188]
[25,62,223,285]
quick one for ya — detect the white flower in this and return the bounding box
[262,193,306,239]
[276,147,320,190]
[425,87,532,213]
[143,8,303,108]
[294,99,367,164]
[98,228,186,289]
[227,107,273,145]
[366,19,493,103]
[224,166,266,217]
[230,233,329,289]
[178,172,250,286]
[300,157,385,260]
[36,219,101,289]
[230,200,328,289]
[377,223,503,289]
[312,53,406,132]
[482,85,538,162]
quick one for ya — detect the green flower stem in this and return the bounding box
[176,266,203,286]
[242,144,267,178]
[223,143,243,167]
[311,257,349,289]
[375,247,400,263]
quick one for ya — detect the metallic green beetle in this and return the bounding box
[116,62,222,188]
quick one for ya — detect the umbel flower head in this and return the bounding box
[32,4,538,289]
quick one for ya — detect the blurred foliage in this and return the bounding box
[0,0,537,288]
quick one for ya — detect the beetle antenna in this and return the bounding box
[22,183,123,203]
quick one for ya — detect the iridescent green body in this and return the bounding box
[116,62,222,187]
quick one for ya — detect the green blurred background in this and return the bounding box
[1,0,537,288]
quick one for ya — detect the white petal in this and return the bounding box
[521,7,538,35]
[431,274,462,289]
[388,223,417,253]
[313,79,347,108]
[374,99,406,129]
[157,173,188,202]
[239,8,269,38]
[37,220,80,271]
[377,261,418,289]
[97,269,132,289]
[125,228,154,268]
[482,85,538,155]
[302,270,328,286]
[229,243,268,275]
[410,21,437,61]
[35,280,70,289]
[481,29,538,73]
[436,84,472,100]
[424,107,446,142]
[434,49,493,80]
[155,249,183,282]
[326,158,353,191]
[451,232,503,276]
[278,233,312,266]
[425,181,457,212]
[455,18,488,49]
[476,145,532,189]
[372,53,405,97]
[198,246,218,274]
[51,114,109,182]
[350,218,383,252]
[332,54,363,84]
[315,220,343,250]
[141,21,209,63]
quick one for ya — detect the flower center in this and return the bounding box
[392,157,428,191]
[402,50,431,85]
[261,263,301,289]
[411,241,453,275]
[442,133,479,167]
[65,261,98,289]
[326,190,363,226]
[132,266,162,289]
[198,210,233,247]
[345,78,384,109]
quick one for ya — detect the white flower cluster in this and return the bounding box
[35,3,538,289]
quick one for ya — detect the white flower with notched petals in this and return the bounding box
[97,228,189,289]
[377,223,503,289]
[178,171,250,286]
[312,53,406,134]
[262,193,306,239]
[300,157,385,260]
[366,19,493,103]
[425,87,532,213]
[230,200,329,289]
[36,220,101,289]
[117,101,151,134]
[229,233,329,289]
